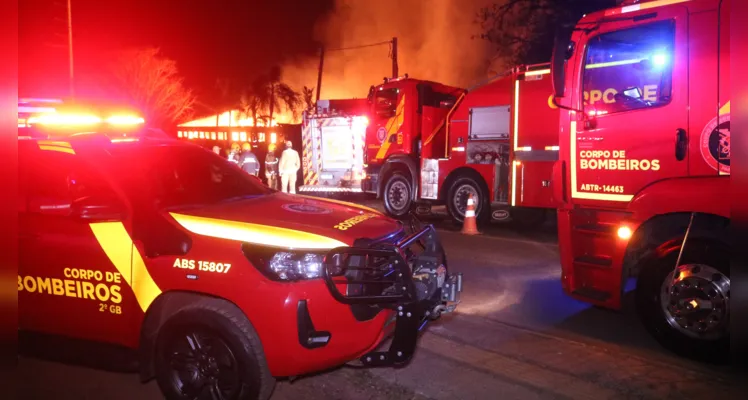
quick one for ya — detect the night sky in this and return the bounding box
[19,0,334,103]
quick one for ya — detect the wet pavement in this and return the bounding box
[17,197,740,399]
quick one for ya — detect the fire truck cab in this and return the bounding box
[362,68,560,227]
[550,0,730,362]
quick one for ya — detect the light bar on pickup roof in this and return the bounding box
[28,114,102,126]
[26,112,145,127]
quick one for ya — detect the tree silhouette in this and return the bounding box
[302,86,315,112]
[109,47,196,127]
[476,0,616,68]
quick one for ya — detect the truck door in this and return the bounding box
[572,8,688,204]
[18,142,136,346]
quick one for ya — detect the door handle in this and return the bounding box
[675,128,688,161]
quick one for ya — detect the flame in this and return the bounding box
[179,109,296,128]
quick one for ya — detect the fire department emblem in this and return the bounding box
[376,127,387,143]
[699,113,730,174]
[282,203,332,214]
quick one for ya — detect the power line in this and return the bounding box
[327,40,392,52]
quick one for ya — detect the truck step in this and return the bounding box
[572,287,611,302]
[573,255,612,268]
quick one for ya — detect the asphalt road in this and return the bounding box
[17,199,740,399]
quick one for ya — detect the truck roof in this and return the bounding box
[311,98,368,117]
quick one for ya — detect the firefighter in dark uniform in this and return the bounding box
[264,143,280,190]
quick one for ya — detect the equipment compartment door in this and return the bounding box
[571,7,689,205]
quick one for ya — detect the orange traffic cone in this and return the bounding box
[461,193,480,235]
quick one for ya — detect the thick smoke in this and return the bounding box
[283,0,500,101]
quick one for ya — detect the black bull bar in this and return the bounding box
[321,222,463,367]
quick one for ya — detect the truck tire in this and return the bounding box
[635,239,730,363]
[383,171,413,219]
[446,176,489,226]
[153,298,275,400]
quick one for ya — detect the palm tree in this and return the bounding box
[259,66,302,124]
[302,86,315,112]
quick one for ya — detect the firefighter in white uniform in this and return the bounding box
[279,140,300,194]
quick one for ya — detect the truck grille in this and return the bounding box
[322,223,433,308]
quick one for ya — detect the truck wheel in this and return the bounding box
[153,299,275,400]
[383,171,413,219]
[446,176,489,226]
[635,239,730,363]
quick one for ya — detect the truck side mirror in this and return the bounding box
[551,26,574,99]
[70,194,127,222]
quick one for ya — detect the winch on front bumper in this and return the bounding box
[320,219,463,367]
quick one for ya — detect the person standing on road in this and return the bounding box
[279,140,300,194]
[239,142,260,176]
[264,143,280,190]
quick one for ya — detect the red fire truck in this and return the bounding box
[550,0,730,362]
[300,99,369,195]
[361,65,560,227]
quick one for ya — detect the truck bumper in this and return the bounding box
[361,174,378,195]
[361,164,381,195]
[257,221,462,377]
[299,185,364,193]
[321,222,462,367]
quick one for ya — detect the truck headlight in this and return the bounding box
[268,252,324,280]
[243,243,338,281]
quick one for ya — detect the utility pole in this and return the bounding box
[391,37,398,78]
[315,46,325,104]
[67,0,75,98]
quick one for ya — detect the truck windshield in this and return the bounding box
[106,144,272,210]
[374,88,398,117]
[582,20,675,115]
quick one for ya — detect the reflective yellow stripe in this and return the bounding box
[605,0,691,15]
[296,194,383,215]
[525,69,550,76]
[170,213,348,250]
[511,161,519,206]
[375,94,407,160]
[719,101,729,116]
[38,140,72,148]
[38,145,75,154]
[89,222,162,313]
[514,80,520,151]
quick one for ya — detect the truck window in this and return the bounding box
[374,88,398,118]
[107,145,272,210]
[582,19,675,115]
[24,149,115,214]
